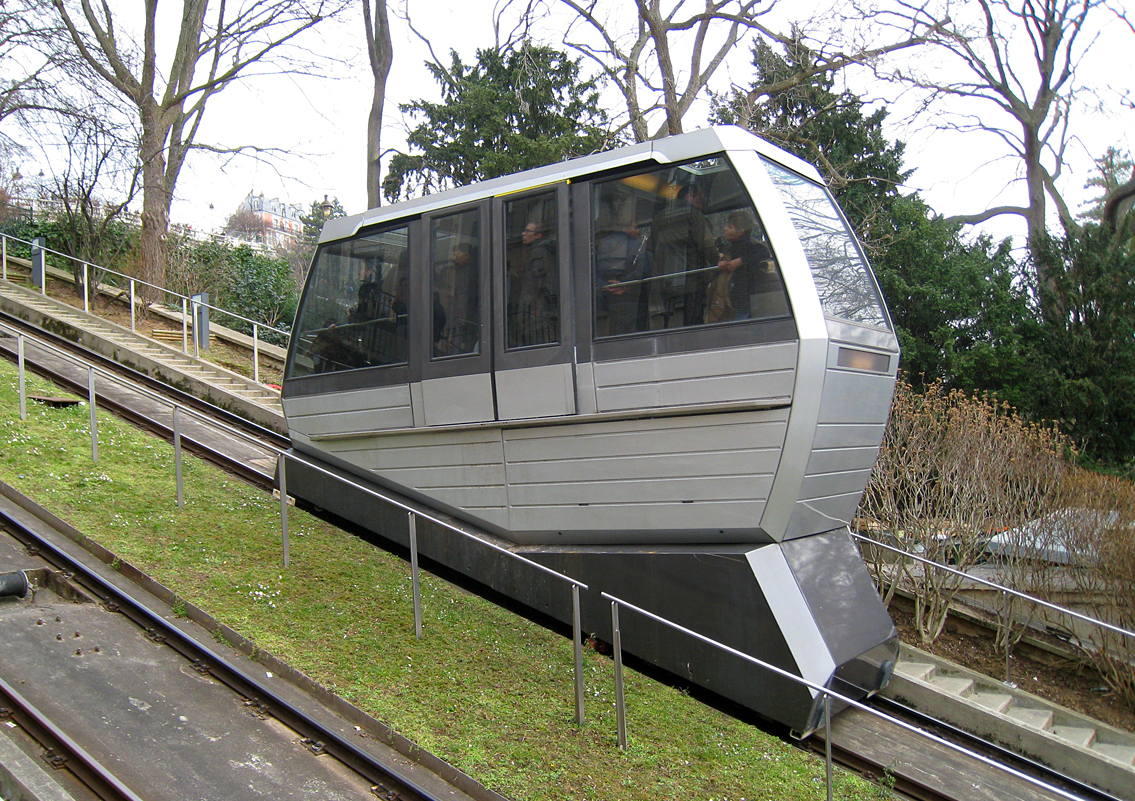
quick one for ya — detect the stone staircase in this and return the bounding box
[0,278,285,433]
[886,643,1135,799]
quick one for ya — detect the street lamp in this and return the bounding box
[320,194,333,220]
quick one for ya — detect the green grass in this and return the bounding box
[0,357,879,800]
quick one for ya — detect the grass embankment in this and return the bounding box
[0,359,880,801]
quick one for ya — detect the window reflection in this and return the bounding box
[287,225,410,377]
[592,156,788,338]
[506,193,559,348]
[431,211,481,357]
[762,161,889,329]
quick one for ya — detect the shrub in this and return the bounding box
[859,379,1070,643]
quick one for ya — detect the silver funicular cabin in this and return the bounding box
[281,126,900,732]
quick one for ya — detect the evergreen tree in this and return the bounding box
[301,196,347,245]
[383,42,614,202]
[713,39,908,244]
[1030,223,1135,469]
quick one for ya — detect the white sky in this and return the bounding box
[23,1,1134,247]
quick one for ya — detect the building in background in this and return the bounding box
[225,191,305,251]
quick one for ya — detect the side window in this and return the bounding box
[287,225,410,378]
[762,159,888,329]
[505,192,559,349]
[430,210,481,357]
[592,157,789,338]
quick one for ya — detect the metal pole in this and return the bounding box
[1003,590,1012,685]
[573,584,585,726]
[278,455,290,567]
[191,299,200,358]
[87,367,98,463]
[612,601,627,750]
[252,323,260,385]
[129,279,136,333]
[173,406,184,508]
[181,296,188,354]
[409,512,422,639]
[2,235,7,281]
[17,334,26,421]
[824,692,833,801]
[82,263,89,313]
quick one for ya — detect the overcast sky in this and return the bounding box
[160,1,1134,247]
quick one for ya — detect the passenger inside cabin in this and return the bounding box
[595,210,649,336]
[510,219,558,347]
[713,210,772,322]
[433,242,480,356]
[650,181,718,327]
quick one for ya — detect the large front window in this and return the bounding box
[591,156,788,337]
[287,225,410,378]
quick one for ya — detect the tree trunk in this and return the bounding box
[139,119,172,300]
[365,0,393,209]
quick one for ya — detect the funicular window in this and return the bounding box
[591,156,788,338]
[505,192,559,349]
[430,210,481,357]
[762,160,889,329]
[286,224,411,378]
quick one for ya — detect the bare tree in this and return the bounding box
[363,0,393,209]
[884,0,1128,261]
[45,0,349,293]
[557,0,942,142]
[41,112,143,294]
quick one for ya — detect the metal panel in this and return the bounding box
[495,363,576,419]
[779,529,897,666]
[282,385,414,438]
[816,369,897,425]
[804,445,886,475]
[745,545,835,693]
[593,341,797,412]
[811,422,886,450]
[507,501,770,543]
[420,372,496,425]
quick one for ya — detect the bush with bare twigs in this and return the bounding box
[860,380,1135,708]
[858,379,1070,643]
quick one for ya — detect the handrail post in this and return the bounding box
[181,296,188,354]
[82,262,90,313]
[573,584,585,726]
[612,600,627,750]
[191,298,200,358]
[2,234,7,280]
[1003,589,1013,686]
[278,454,290,567]
[173,406,184,508]
[17,334,26,420]
[88,367,98,463]
[129,279,136,333]
[252,323,260,384]
[410,512,423,639]
[824,692,833,801]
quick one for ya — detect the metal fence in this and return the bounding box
[1,233,291,385]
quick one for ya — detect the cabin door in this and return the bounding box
[491,184,577,421]
[417,202,497,426]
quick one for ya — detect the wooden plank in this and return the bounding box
[826,709,1072,801]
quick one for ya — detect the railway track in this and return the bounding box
[0,483,484,801]
[0,311,1121,801]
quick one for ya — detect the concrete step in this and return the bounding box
[885,643,1135,799]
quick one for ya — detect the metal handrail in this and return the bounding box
[603,590,1085,801]
[1,233,291,384]
[850,530,1135,641]
[0,320,589,725]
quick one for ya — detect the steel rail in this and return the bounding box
[0,674,146,801]
[0,499,445,801]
